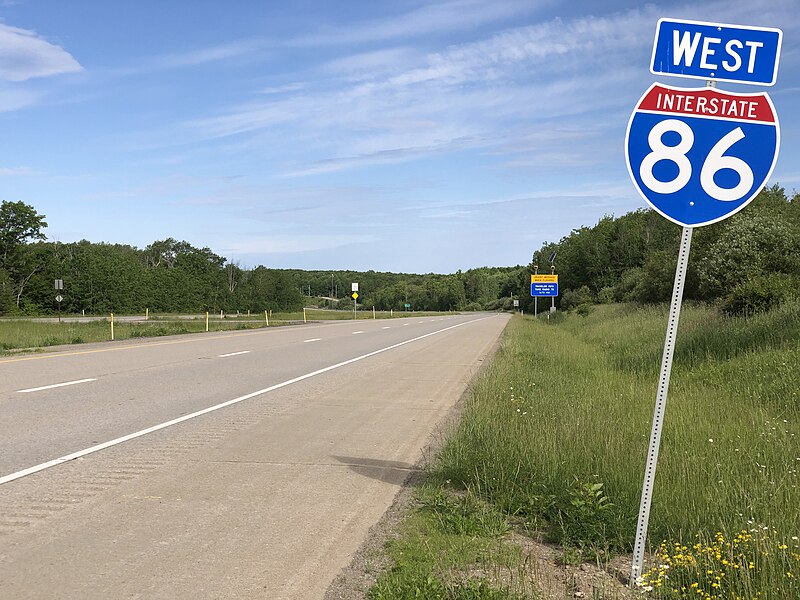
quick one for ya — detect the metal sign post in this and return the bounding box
[630,225,692,583]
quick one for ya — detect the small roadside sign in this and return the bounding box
[351,283,359,292]
[55,279,63,290]
[404,303,411,308]
[530,274,558,297]
[351,292,358,300]
[55,294,63,303]
[513,299,519,307]
[651,18,782,86]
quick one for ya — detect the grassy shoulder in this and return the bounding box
[370,302,800,599]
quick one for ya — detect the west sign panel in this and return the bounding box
[650,18,782,86]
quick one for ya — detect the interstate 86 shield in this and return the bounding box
[625,82,779,227]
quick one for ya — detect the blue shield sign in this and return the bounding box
[651,19,782,86]
[625,83,779,228]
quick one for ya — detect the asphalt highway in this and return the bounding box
[0,313,509,599]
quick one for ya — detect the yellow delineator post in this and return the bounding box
[303,308,307,323]
[205,311,209,332]
[146,308,149,320]
[373,306,376,319]
[110,313,114,341]
[265,310,269,326]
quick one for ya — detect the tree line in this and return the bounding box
[0,201,523,315]
[529,185,800,315]
[1,186,797,317]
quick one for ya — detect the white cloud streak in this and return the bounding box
[0,24,82,81]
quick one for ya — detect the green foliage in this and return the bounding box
[433,306,798,568]
[697,212,800,300]
[419,487,510,538]
[0,200,47,270]
[5,187,799,317]
[548,479,615,550]
[531,186,799,314]
[719,274,799,316]
[369,483,525,599]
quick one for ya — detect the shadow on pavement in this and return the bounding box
[331,455,422,486]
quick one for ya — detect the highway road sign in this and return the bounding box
[404,303,411,308]
[531,274,558,297]
[651,18,782,86]
[625,82,779,227]
[351,292,358,300]
[351,283,358,292]
[55,294,63,303]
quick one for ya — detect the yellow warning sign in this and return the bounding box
[352,292,359,300]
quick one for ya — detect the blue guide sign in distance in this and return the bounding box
[625,83,779,228]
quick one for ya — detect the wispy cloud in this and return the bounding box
[152,38,267,69]
[178,6,658,176]
[0,87,41,111]
[291,0,548,46]
[219,233,380,255]
[0,23,82,81]
[0,165,37,176]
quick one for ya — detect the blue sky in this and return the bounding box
[1,1,797,273]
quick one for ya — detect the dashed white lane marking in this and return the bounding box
[17,379,97,394]
[303,338,321,343]
[352,331,364,335]
[218,351,251,358]
[381,326,391,329]
[1,316,492,486]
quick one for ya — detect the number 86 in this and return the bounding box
[640,119,754,202]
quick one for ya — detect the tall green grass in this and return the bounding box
[427,302,799,596]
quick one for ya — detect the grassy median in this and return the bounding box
[371,302,800,598]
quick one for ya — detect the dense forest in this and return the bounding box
[1,185,797,317]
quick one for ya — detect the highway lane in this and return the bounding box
[0,313,509,599]
[1,315,468,475]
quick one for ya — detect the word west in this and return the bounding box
[672,30,763,74]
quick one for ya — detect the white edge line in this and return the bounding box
[0,316,495,486]
[218,351,251,358]
[17,378,97,394]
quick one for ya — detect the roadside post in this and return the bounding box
[352,283,359,320]
[549,252,557,312]
[55,279,63,323]
[110,313,114,341]
[532,256,538,316]
[625,17,782,585]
